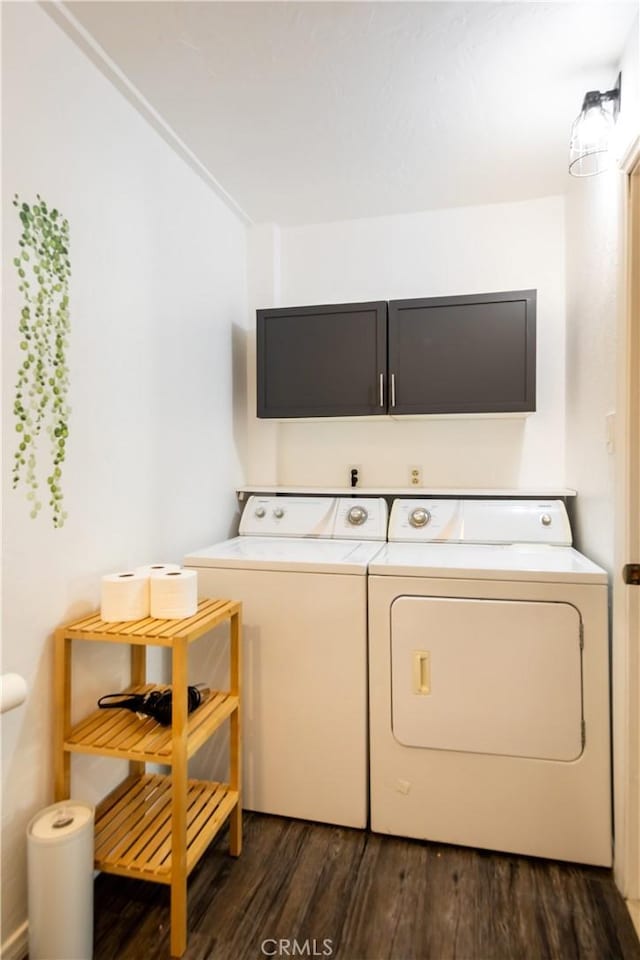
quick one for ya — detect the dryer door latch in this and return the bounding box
[623,564,640,585]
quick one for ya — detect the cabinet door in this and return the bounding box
[257,301,387,418]
[388,290,536,414]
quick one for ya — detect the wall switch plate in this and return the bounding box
[409,465,422,486]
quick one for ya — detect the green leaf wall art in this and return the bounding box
[12,194,71,528]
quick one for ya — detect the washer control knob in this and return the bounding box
[540,513,552,527]
[254,507,266,518]
[273,507,285,519]
[410,508,431,528]
[347,505,368,526]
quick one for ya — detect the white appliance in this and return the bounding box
[184,495,387,828]
[368,498,611,865]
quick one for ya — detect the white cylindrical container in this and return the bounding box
[134,563,180,579]
[150,569,198,619]
[100,571,149,621]
[0,672,27,713]
[27,801,94,960]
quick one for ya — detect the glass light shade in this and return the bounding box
[568,97,614,177]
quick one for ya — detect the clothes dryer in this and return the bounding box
[368,498,611,865]
[184,495,386,828]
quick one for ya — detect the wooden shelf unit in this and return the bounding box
[54,598,242,958]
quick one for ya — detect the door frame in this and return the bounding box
[613,135,640,897]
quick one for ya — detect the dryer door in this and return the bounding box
[390,596,583,761]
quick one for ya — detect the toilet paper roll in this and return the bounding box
[0,673,28,714]
[135,563,180,579]
[28,801,94,960]
[101,571,149,622]
[150,569,198,620]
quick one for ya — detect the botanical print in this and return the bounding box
[12,194,71,528]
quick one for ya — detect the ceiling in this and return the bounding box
[62,1,636,226]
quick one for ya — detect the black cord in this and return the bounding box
[98,685,207,726]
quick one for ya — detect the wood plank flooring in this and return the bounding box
[93,812,640,960]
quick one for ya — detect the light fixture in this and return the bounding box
[568,73,621,177]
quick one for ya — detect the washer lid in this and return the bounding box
[368,542,607,584]
[184,537,385,574]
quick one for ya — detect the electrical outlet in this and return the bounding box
[348,464,362,488]
[409,465,422,487]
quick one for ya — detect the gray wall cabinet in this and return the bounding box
[257,301,388,418]
[387,290,536,415]
[257,290,536,419]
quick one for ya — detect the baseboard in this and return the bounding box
[1,920,28,960]
[627,899,640,939]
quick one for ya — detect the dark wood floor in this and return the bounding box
[93,813,640,960]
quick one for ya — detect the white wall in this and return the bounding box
[565,14,639,900]
[565,14,639,572]
[244,225,281,485]
[247,196,567,491]
[1,3,247,950]
[565,171,621,570]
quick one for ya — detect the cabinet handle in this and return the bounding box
[391,373,396,408]
[379,373,384,407]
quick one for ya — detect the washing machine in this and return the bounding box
[183,495,387,829]
[368,498,611,865]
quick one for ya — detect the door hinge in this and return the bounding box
[581,720,586,750]
[623,563,640,584]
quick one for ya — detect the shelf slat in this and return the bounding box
[60,598,241,646]
[94,774,238,883]
[65,685,238,763]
